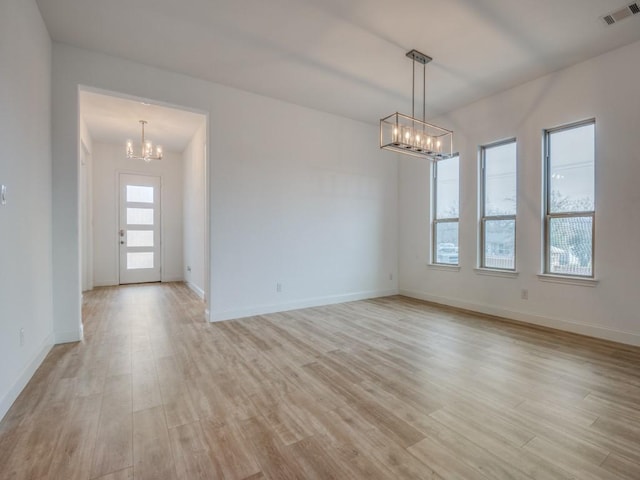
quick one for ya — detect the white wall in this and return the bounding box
[51,44,398,335]
[210,93,398,320]
[0,0,54,419]
[92,142,184,286]
[399,40,640,346]
[182,123,207,298]
[79,118,93,292]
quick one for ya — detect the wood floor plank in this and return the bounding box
[601,453,640,480]
[133,406,177,480]
[199,418,262,480]
[287,434,355,480]
[47,393,102,480]
[303,362,426,448]
[132,356,162,413]
[239,415,306,480]
[92,467,134,480]
[428,408,574,480]
[330,405,445,480]
[90,374,133,479]
[1,284,640,480]
[408,434,493,480]
[523,436,623,480]
[168,421,221,480]
[291,404,396,479]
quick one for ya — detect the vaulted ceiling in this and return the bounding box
[38,0,640,124]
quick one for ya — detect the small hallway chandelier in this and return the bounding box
[126,120,163,162]
[380,50,454,161]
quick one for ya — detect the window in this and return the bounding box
[480,140,517,270]
[432,155,459,265]
[544,120,595,277]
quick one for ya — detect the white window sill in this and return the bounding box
[537,274,598,287]
[474,268,519,279]
[427,263,461,272]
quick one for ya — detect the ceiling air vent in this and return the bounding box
[601,2,640,25]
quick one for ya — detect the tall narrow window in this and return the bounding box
[480,139,517,270]
[432,155,459,265]
[544,120,595,277]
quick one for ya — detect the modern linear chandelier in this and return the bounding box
[380,50,454,161]
[126,120,163,162]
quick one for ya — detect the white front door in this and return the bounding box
[119,173,161,284]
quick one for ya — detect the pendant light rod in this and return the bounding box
[405,49,431,123]
[140,120,147,148]
[412,56,415,120]
[423,62,426,123]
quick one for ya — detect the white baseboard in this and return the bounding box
[210,288,399,323]
[0,332,54,422]
[95,278,185,287]
[162,275,184,283]
[400,289,640,347]
[186,282,205,300]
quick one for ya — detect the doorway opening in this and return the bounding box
[78,87,210,326]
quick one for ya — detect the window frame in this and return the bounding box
[431,155,460,266]
[543,118,596,278]
[479,138,517,271]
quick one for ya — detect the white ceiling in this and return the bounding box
[40,0,640,124]
[80,90,206,152]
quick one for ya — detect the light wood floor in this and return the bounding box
[1,283,640,479]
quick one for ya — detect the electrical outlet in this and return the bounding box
[389,273,393,281]
[186,266,191,272]
[276,283,282,293]
[521,289,528,300]
[19,328,24,347]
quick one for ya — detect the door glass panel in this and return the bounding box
[127,230,154,247]
[127,208,154,225]
[126,185,154,203]
[127,252,154,270]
